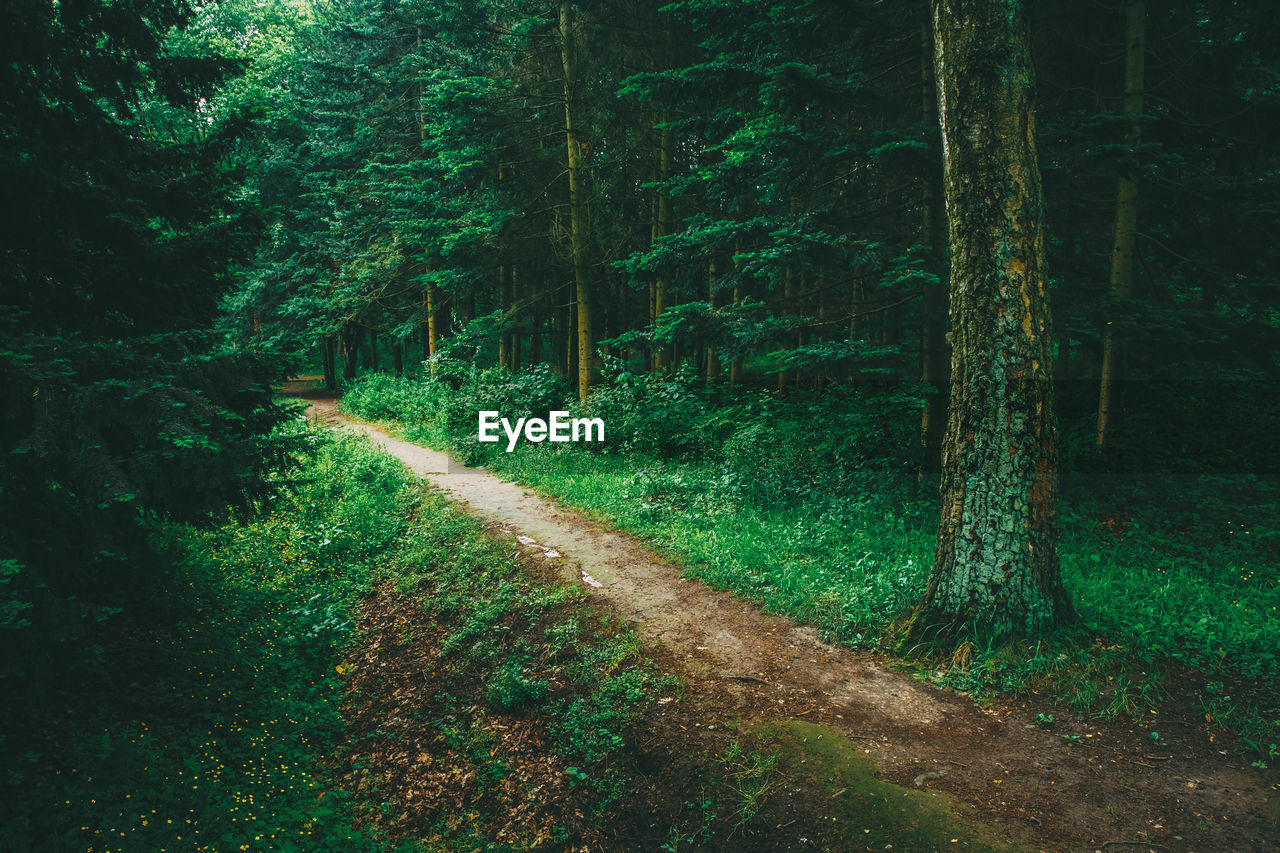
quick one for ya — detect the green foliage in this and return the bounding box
[0,428,412,852]
[581,361,720,456]
[351,373,1280,707]
[0,0,292,694]
[485,658,550,711]
[388,481,663,782]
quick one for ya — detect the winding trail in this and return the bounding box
[293,383,1278,852]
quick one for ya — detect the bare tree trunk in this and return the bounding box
[426,284,438,374]
[653,105,674,373]
[560,0,592,400]
[392,339,403,376]
[499,264,512,369]
[341,324,360,381]
[728,284,742,386]
[705,258,720,386]
[504,262,514,368]
[778,263,796,392]
[912,0,1072,643]
[322,338,337,390]
[1097,0,1146,449]
[920,21,951,479]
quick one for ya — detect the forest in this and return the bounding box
[2,0,1278,850]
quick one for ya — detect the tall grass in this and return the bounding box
[339,369,1280,685]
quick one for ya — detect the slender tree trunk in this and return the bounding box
[416,25,434,380]
[560,0,592,400]
[1097,0,1146,449]
[499,263,512,369]
[426,284,439,374]
[912,0,1072,643]
[530,297,542,366]
[778,264,796,392]
[369,330,378,370]
[322,338,337,391]
[653,106,674,373]
[728,282,742,385]
[393,339,403,376]
[504,262,514,368]
[1055,326,1070,383]
[705,257,720,386]
[815,273,828,392]
[920,21,951,479]
[341,324,359,381]
[566,301,577,381]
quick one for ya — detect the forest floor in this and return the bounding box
[286,379,1279,852]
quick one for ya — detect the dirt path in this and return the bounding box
[291,384,1277,851]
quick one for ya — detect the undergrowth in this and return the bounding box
[339,366,1280,757]
[0,421,415,852]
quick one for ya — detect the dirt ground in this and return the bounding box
[287,380,1279,852]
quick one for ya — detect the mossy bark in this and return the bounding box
[913,0,1073,642]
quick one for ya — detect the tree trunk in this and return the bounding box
[529,296,542,367]
[919,21,951,479]
[341,324,360,381]
[1096,0,1146,449]
[728,283,742,386]
[912,0,1072,643]
[653,105,674,373]
[778,263,796,392]
[560,0,592,400]
[511,264,523,371]
[425,283,439,374]
[705,257,720,386]
[499,263,513,369]
[322,338,337,391]
[392,339,403,376]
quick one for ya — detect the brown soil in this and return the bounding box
[286,380,1280,852]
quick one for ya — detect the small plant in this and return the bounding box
[486,658,549,711]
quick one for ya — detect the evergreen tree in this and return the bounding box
[1,0,289,687]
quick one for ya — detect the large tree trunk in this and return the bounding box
[912,0,1072,643]
[1096,0,1146,449]
[560,0,592,400]
[919,22,951,479]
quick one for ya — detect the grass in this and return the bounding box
[4,399,1042,850]
[1,423,416,853]
[337,371,1279,742]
